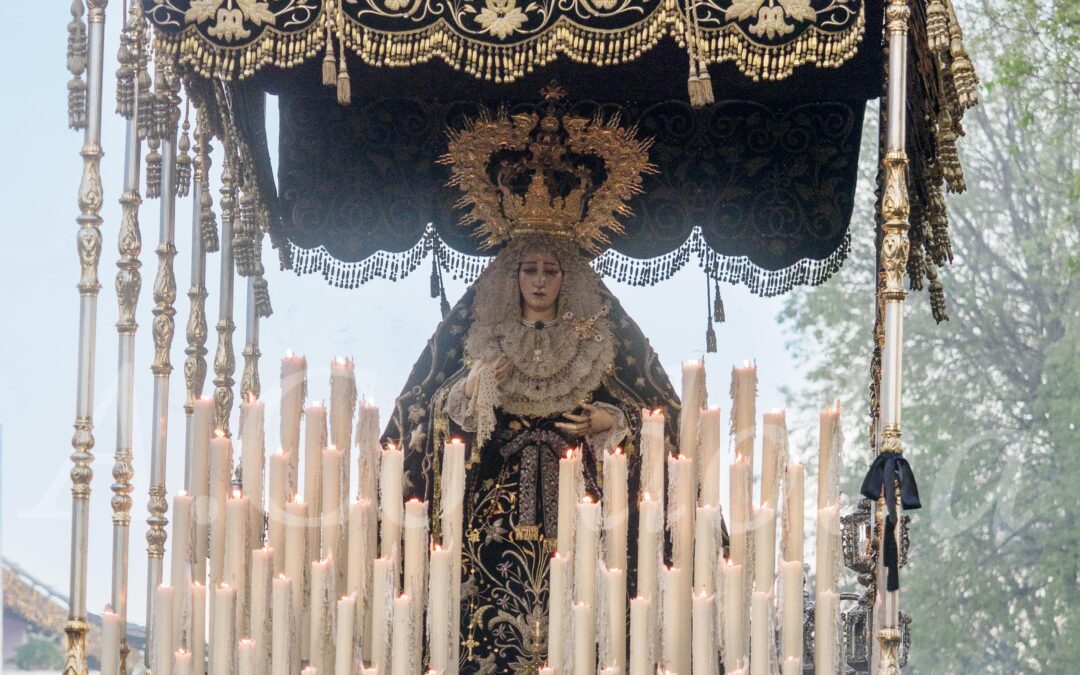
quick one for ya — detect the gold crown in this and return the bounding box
[441,89,655,252]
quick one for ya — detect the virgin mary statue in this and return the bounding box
[383,96,682,673]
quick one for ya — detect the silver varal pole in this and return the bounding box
[875,0,912,671]
[144,58,182,668]
[65,1,107,673]
[212,135,238,436]
[108,2,145,672]
[184,114,212,490]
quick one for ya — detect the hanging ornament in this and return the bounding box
[66,0,88,130]
[176,112,193,197]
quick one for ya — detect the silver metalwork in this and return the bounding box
[184,113,212,488]
[66,1,107,672]
[212,133,238,435]
[240,275,262,400]
[144,55,182,669]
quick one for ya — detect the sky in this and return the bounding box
[0,3,831,628]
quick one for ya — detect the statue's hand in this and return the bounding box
[464,356,512,398]
[556,403,613,437]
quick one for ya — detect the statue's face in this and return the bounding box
[518,250,564,317]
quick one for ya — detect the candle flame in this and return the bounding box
[649,407,664,416]
[294,495,305,505]
[582,496,593,504]
[450,437,464,445]
[565,449,573,460]
[232,489,242,499]
[245,391,256,404]
[177,489,189,497]
[214,429,226,438]
[386,441,398,452]
[285,349,295,358]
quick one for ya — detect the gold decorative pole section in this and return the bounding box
[108,3,145,670]
[240,275,262,400]
[65,1,107,673]
[212,136,238,435]
[144,56,182,669]
[875,0,911,672]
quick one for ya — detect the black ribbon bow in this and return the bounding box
[860,453,921,591]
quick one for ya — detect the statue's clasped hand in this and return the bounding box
[464,355,513,398]
[556,403,613,437]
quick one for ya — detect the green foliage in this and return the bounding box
[780,0,1080,671]
[12,635,65,671]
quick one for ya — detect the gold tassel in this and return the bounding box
[336,37,351,106]
[322,34,337,86]
[176,116,193,197]
[696,59,714,105]
[687,57,704,107]
[926,0,949,54]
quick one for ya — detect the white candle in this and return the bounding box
[336,593,358,675]
[272,575,296,675]
[209,432,233,588]
[547,553,571,673]
[573,602,596,675]
[604,567,627,669]
[101,605,121,675]
[250,547,272,673]
[428,545,452,672]
[268,451,289,575]
[310,556,335,675]
[628,596,652,675]
[224,490,250,640]
[636,492,661,658]
[761,410,786,508]
[240,395,266,546]
[603,448,628,574]
[301,667,318,675]
[779,560,803,663]
[440,437,466,674]
[403,499,429,646]
[722,561,745,673]
[371,557,396,672]
[155,585,175,675]
[380,444,404,559]
[191,582,207,672]
[306,402,328,556]
[692,592,717,675]
[680,359,706,461]
[557,448,582,556]
[347,497,375,653]
[731,363,757,471]
[698,406,722,508]
[211,583,236,675]
[321,445,345,578]
[285,497,309,661]
[391,594,415,675]
[191,396,213,583]
[174,648,193,675]
[818,403,841,509]
[729,456,753,639]
[815,504,840,593]
[660,566,690,675]
[330,356,357,446]
[574,497,600,608]
[171,491,193,648]
[668,454,695,574]
[238,639,256,675]
[356,401,382,501]
[782,656,803,675]
[782,464,805,564]
[540,668,556,675]
[281,351,307,496]
[750,590,772,675]
[752,504,776,593]
[814,590,839,675]
[640,409,666,507]
[693,505,719,594]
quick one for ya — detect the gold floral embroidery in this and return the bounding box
[474,0,531,40]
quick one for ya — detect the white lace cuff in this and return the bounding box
[446,378,477,432]
[586,402,629,454]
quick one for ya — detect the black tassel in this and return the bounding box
[705,275,717,353]
[713,280,725,323]
[430,253,441,299]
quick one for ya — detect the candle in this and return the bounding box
[818,403,841,509]
[211,583,236,675]
[557,448,582,556]
[547,554,571,673]
[814,590,839,674]
[779,560,803,663]
[603,448,628,574]
[441,437,466,673]
[628,596,652,675]
[573,602,596,675]
[285,497,309,662]
[268,451,289,575]
[750,590,772,675]
[731,363,757,469]
[321,445,345,583]
[540,668,556,675]
[171,491,193,647]
[693,505,719,594]
[752,504,776,593]
[815,504,840,592]
[428,545,452,672]
[174,648,193,675]
[301,667,317,675]
[240,395,266,545]
[347,497,375,654]
[306,402,327,555]
[680,359,706,461]
[250,547,272,674]
[574,497,600,608]
[370,557,396,672]
[604,567,626,669]
[281,351,307,496]
[209,432,233,588]
[782,656,803,675]
[191,396,213,583]
[310,556,336,675]
[356,401,381,501]
[272,575,296,675]
[238,639,256,675]
[101,605,121,675]
[640,409,666,507]
[729,456,753,640]
[155,585,175,675]
[336,593,358,675]
[191,582,207,672]
[403,499,429,646]
[636,492,661,658]
[721,561,745,672]
[224,490,250,640]
[692,592,717,675]
[391,594,415,675]
[668,454,695,574]
[331,358,356,521]
[782,464,805,564]
[761,410,786,508]
[698,406,722,508]
[380,444,404,559]
[660,566,690,675]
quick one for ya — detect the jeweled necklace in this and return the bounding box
[521,317,559,362]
